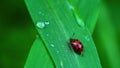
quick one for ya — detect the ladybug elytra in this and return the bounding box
[69,34,83,54]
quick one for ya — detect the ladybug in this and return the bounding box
[69,34,83,54]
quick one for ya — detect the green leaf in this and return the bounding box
[25,0,101,68]
[68,0,100,34]
[25,37,54,68]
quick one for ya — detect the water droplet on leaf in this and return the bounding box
[38,11,42,14]
[56,51,59,54]
[85,35,90,42]
[77,18,85,27]
[50,44,55,47]
[38,11,44,16]
[73,10,85,27]
[36,21,49,29]
[45,21,49,25]
[67,2,74,10]
[46,34,49,36]
[36,22,45,28]
[60,61,63,68]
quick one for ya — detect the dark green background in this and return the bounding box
[0,0,37,68]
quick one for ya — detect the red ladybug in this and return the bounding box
[70,34,83,54]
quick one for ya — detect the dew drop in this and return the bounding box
[85,35,90,42]
[46,34,49,36]
[67,2,74,10]
[38,11,44,16]
[45,21,49,25]
[36,22,45,29]
[76,17,85,27]
[38,11,42,14]
[56,51,59,54]
[60,61,64,68]
[50,44,55,47]
[73,10,85,27]
[36,21,49,29]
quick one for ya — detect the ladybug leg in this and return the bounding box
[67,42,73,52]
[81,46,84,56]
[80,51,84,56]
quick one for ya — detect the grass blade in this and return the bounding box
[25,37,54,68]
[25,0,101,68]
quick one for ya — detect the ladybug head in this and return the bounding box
[71,33,75,38]
[70,39,73,42]
[70,33,75,42]
[70,38,76,42]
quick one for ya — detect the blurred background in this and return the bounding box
[93,0,120,68]
[0,0,120,68]
[0,0,37,68]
